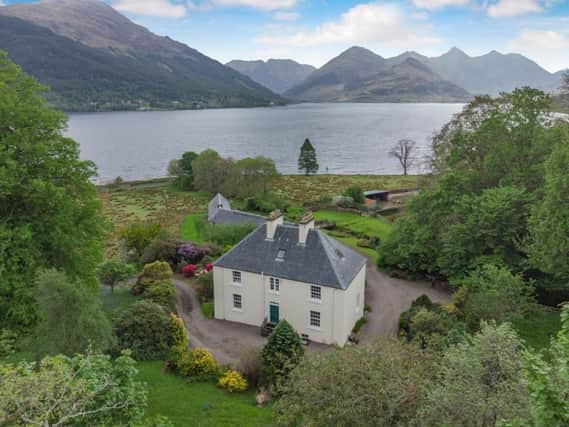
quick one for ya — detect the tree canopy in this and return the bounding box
[0,52,107,330]
[168,151,198,190]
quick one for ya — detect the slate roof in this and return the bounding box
[214,224,367,290]
[208,193,231,222]
[210,209,266,227]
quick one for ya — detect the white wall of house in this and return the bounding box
[213,265,366,347]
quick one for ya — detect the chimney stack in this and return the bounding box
[298,211,315,245]
[266,210,283,240]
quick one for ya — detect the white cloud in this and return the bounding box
[508,29,569,72]
[487,0,543,18]
[112,0,188,18]
[413,0,470,10]
[273,11,300,20]
[255,2,440,48]
[189,0,298,11]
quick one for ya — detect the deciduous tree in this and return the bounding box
[0,351,146,426]
[192,149,234,194]
[32,270,115,358]
[0,52,107,330]
[389,138,416,176]
[168,151,198,190]
[97,258,135,294]
[231,156,279,197]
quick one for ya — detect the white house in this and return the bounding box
[213,205,367,347]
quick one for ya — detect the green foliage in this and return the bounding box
[238,347,263,388]
[198,271,214,301]
[522,305,569,427]
[261,320,304,391]
[0,52,106,331]
[461,264,536,331]
[32,269,115,358]
[380,88,566,283]
[192,149,234,194]
[352,316,368,334]
[133,261,173,296]
[527,137,569,284]
[418,322,529,426]
[114,300,175,360]
[143,281,177,311]
[343,185,365,204]
[120,222,162,258]
[218,370,248,393]
[0,329,18,358]
[97,258,136,294]
[141,239,183,267]
[168,151,198,190]
[203,222,256,247]
[298,138,319,176]
[275,339,435,426]
[231,156,279,198]
[0,351,146,426]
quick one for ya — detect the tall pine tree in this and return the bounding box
[298,138,319,176]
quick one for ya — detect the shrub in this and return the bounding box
[143,281,176,311]
[132,261,173,295]
[179,348,219,380]
[343,185,365,204]
[364,304,372,313]
[166,314,188,372]
[204,224,256,246]
[261,320,304,391]
[0,329,17,358]
[177,243,211,264]
[182,264,198,278]
[141,239,182,267]
[352,317,368,334]
[218,370,248,393]
[238,346,263,388]
[119,222,161,258]
[114,301,174,360]
[197,272,214,301]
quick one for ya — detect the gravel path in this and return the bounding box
[360,262,450,344]
[174,263,451,363]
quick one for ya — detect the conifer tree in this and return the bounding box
[298,138,319,176]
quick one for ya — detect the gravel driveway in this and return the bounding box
[175,263,451,363]
[360,262,450,344]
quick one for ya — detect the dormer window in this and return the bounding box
[276,249,286,261]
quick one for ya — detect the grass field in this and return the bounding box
[313,210,393,241]
[513,309,561,350]
[273,174,421,205]
[181,213,208,244]
[138,361,273,427]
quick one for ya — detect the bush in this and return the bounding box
[141,239,182,267]
[119,222,161,258]
[261,320,304,391]
[197,272,214,301]
[238,346,263,388]
[142,281,176,311]
[218,370,248,393]
[204,224,256,247]
[132,261,173,295]
[166,314,188,372]
[178,348,219,380]
[343,185,365,204]
[352,317,368,334]
[182,264,198,278]
[177,243,211,264]
[364,304,372,313]
[114,301,174,360]
[0,329,17,358]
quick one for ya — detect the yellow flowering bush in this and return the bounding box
[186,348,218,379]
[218,369,248,393]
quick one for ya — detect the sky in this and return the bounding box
[2,0,569,72]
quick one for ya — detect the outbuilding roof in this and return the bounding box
[214,223,367,290]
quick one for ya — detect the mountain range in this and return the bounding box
[0,0,282,111]
[276,46,562,103]
[226,59,315,94]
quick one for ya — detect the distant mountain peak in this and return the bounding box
[444,47,469,57]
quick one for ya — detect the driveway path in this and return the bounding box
[360,262,450,344]
[175,262,451,363]
[175,279,265,366]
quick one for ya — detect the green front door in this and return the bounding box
[269,303,279,324]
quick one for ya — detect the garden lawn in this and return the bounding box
[314,210,392,242]
[329,232,379,263]
[100,285,137,315]
[512,309,561,350]
[137,361,273,427]
[181,213,208,244]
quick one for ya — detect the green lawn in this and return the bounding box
[313,210,392,241]
[100,284,137,315]
[181,213,207,244]
[513,309,561,350]
[138,361,273,427]
[328,232,379,263]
